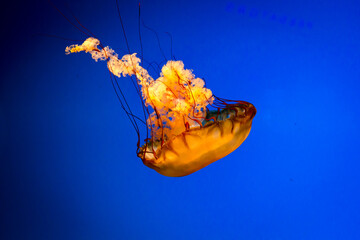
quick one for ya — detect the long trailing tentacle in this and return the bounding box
[50,0,144,147]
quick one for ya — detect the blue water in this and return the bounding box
[1,0,360,239]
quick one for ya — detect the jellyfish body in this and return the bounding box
[139,102,256,177]
[66,37,256,177]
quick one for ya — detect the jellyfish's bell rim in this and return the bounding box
[244,102,256,120]
[221,101,256,120]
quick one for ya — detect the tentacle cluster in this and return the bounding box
[66,37,214,141]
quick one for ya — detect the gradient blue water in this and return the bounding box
[1,0,360,239]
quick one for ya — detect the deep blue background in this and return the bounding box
[1,0,360,239]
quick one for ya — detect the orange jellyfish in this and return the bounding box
[66,37,256,177]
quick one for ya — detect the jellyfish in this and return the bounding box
[66,37,256,177]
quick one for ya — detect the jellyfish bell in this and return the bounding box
[66,37,256,177]
[139,101,256,177]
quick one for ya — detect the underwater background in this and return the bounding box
[1,0,360,239]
